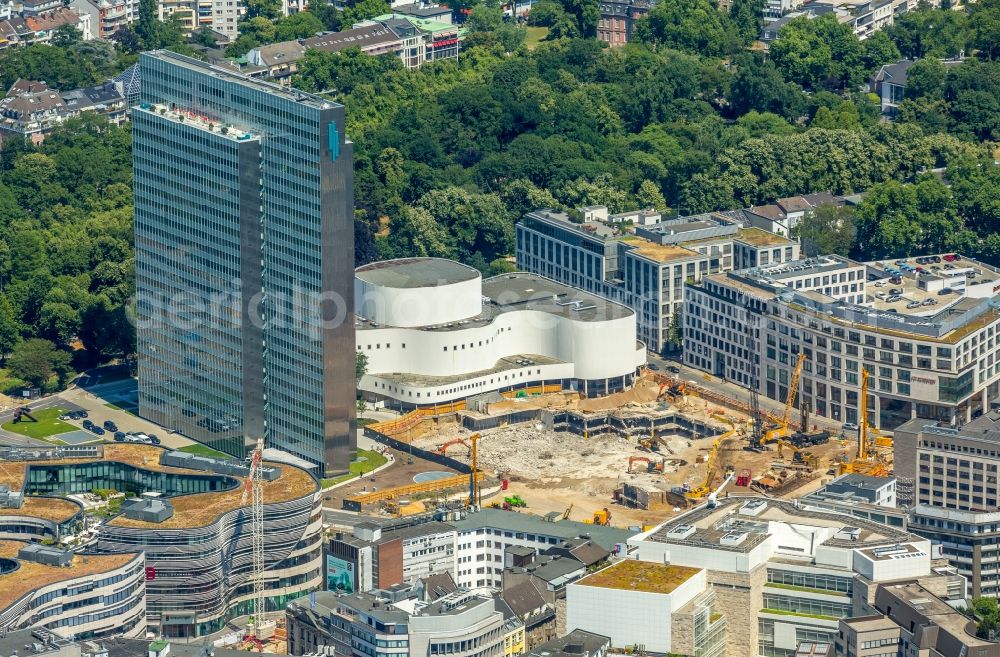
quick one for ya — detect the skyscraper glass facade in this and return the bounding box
[134,51,355,475]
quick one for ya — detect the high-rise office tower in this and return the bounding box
[133,51,355,476]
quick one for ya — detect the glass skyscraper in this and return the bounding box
[133,51,355,475]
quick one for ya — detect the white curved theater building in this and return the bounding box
[355,258,646,407]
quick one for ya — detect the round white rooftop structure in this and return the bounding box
[355,258,483,328]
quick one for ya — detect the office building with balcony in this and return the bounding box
[683,254,1000,430]
[515,207,798,352]
[133,51,355,475]
[0,443,322,639]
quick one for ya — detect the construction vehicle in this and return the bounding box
[504,494,527,508]
[437,437,470,455]
[588,507,612,526]
[638,436,660,452]
[839,370,890,477]
[562,504,573,520]
[736,468,752,487]
[468,433,481,507]
[628,456,664,474]
[707,470,735,508]
[685,438,722,500]
[745,306,766,450]
[762,353,806,444]
[657,380,685,402]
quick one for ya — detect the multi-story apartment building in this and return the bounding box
[133,52,355,475]
[684,254,1000,430]
[596,0,652,45]
[285,588,510,656]
[516,207,798,352]
[69,0,134,39]
[622,496,965,657]
[894,412,1000,597]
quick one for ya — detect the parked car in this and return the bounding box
[842,422,859,432]
[874,281,886,287]
[939,288,954,295]
[148,436,161,445]
[648,363,659,371]
[90,426,105,435]
[922,299,936,306]
[103,420,117,432]
[906,301,922,309]
[82,419,94,429]
[114,431,126,441]
[667,365,680,373]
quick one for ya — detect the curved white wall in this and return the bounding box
[357,307,645,404]
[355,275,482,328]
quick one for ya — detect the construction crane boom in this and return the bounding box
[782,353,806,430]
[469,433,480,508]
[745,305,765,449]
[240,435,270,640]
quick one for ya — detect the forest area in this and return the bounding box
[0,0,998,390]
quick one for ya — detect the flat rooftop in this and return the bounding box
[483,273,632,322]
[0,496,81,523]
[575,559,700,594]
[144,50,339,111]
[750,255,859,282]
[450,508,634,552]
[882,582,993,647]
[0,444,317,530]
[0,540,140,612]
[621,238,702,264]
[356,257,480,289]
[648,496,914,553]
[736,227,795,247]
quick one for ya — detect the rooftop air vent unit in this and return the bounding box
[835,526,862,541]
[665,524,696,540]
[740,500,768,516]
[720,531,749,546]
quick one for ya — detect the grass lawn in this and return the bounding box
[524,26,548,49]
[322,449,389,488]
[178,443,233,459]
[2,408,77,439]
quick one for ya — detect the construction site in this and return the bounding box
[340,352,897,528]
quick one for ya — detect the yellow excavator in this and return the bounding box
[839,371,890,477]
[685,437,722,500]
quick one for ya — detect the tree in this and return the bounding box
[970,0,1000,59]
[886,8,969,58]
[275,11,325,40]
[729,0,765,45]
[636,0,740,57]
[8,338,71,389]
[0,294,21,361]
[905,58,946,100]
[308,0,340,30]
[666,310,683,352]
[355,350,368,380]
[51,24,83,47]
[339,0,391,27]
[861,30,899,70]
[38,302,80,345]
[769,14,865,90]
[356,397,367,420]
[795,204,856,256]
[729,54,807,120]
[245,0,282,20]
[636,180,667,210]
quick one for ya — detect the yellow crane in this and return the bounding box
[839,370,890,477]
[763,353,806,443]
[469,433,480,507]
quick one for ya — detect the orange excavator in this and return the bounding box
[657,381,686,402]
[628,456,664,474]
[437,437,470,455]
